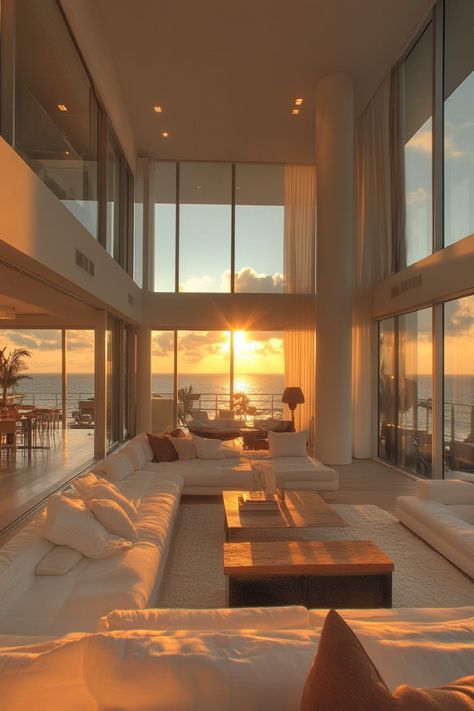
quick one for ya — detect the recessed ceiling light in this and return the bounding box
[162,131,169,138]
[153,105,163,113]
[292,108,300,116]
[295,98,303,106]
[57,104,68,112]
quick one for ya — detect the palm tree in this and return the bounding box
[0,347,32,408]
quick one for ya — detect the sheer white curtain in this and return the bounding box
[284,165,316,437]
[353,76,392,458]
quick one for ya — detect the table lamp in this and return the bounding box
[281,387,305,428]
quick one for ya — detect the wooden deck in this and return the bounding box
[0,429,95,534]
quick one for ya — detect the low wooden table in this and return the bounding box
[223,490,348,542]
[224,539,394,609]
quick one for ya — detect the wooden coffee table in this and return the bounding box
[223,490,348,542]
[224,539,394,608]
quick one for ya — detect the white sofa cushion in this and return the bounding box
[83,629,316,711]
[43,495,132,559]
[0,634,94,711]
[121,442,148,470]
[73,478,138,519]
[132,434,154,462]
[35,546,84,576]
[191,434,225,460]
[268,431,307,457]
[94,453,135,483]
[86,499,138,542]
[416,479,474,505]
[98,606,311,632]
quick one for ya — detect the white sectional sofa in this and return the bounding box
[0,605,473,711]
[116,433,339,494]
[396,479,474,578]
[0,467,183,636]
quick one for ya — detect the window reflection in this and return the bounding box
[403,24,433,266]
[444,0,474,247]
[15,0,99,238]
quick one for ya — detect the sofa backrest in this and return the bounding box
[416,479,474,505]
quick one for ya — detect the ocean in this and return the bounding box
[13,372,474,440]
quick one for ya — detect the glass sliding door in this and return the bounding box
[444,295,474,477]
[378,318,397,463]
[397,309,433,475]
[233,331,284,420]
[378,310,433,475]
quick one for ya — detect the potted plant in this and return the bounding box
[0,347,32,409]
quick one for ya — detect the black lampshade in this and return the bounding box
[281,387,305,407]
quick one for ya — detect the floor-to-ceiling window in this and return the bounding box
[402,23,433,267]
[444,0,474,248]
[444,295,474,476]
[154,162,176,292]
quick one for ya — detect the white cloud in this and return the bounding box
[406,129,432,154]
[444,134,464,159]
[406,187,430,206]
[179,274,215,292]
[229,267,285,293]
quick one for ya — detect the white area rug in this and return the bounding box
[159,503,474,609]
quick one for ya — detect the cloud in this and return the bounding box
[179,275,215,292]
[66,331,94,351]
[406,187,430,206]
[2,329,61,351]
[445,297,474,336]
[405,129,432,154]
[152,331,175,357]
[444,135,463,159]
[178,331,229,364]
[230,267,285,293]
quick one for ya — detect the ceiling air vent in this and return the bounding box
[391,273,422,298]
[75,249,95,277]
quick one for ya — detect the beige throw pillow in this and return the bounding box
[166,435,196,460]
[86,498,138,542]
[191,434,225,460]
[35,546,84,576]
[73,478,137,518]
[43,494,132,559]
[268,431,307,457]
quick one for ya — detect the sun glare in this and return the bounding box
[233,331,247,356]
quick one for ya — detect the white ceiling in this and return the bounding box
[94,0,434,164]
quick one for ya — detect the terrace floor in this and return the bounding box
[0,428,95,534]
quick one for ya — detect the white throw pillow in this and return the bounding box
[35,546,84,576]
[43,494,132,559]
[94,453,135,483]
[86,498,138,542]
[191,434,225,460]
[268,431,307,457]
[121,442,147,470]
[73,478,137,518]
[166,435,196,460]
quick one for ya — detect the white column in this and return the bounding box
[136,326,152,433]
[94,310,107,460]
[315,74,354,465]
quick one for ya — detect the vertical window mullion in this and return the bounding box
[432,303,444,478]
[175,163,180,293]
[433,0,445,254]
[231,164,236,293]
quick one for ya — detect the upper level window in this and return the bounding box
[14,0,99,239]
[403,23,433,267]
[444,0,474,248]
[235,164,284,293]
[179,163,232,293]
